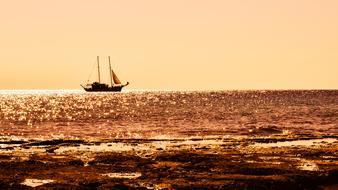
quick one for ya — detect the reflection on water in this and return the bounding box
[298,160,319,171]
[251,138,337,148]
[54,138,228,155]
[0,90,337,140]
[102,172,142,179]
[21,179,54,187]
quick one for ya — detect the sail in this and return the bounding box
[112,70,122,84]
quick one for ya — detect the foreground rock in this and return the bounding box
[0,135,337,189]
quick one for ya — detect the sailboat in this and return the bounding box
[81,56,129,92]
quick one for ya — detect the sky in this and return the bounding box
[0,0,337,90]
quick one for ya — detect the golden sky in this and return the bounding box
[0,0,337,90]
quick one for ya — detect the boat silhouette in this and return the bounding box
[81,56,129,92]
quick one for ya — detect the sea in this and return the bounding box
[0,90,337,141]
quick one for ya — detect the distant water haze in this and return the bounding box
[0,1,338,90]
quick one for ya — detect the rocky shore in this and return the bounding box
[0,134,337,189]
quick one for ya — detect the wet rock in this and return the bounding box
[0,137,337,189]
[69,160,85,166]
[29,139,84,146]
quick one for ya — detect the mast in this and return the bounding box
[97,56,101,83]
[108,56,113,87]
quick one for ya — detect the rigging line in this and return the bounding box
[86,61,97,83]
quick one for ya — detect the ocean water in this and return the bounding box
[0,90,337,140]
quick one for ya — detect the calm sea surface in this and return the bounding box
[0,90,337,140]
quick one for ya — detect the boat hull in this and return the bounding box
[83,86,124,92]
